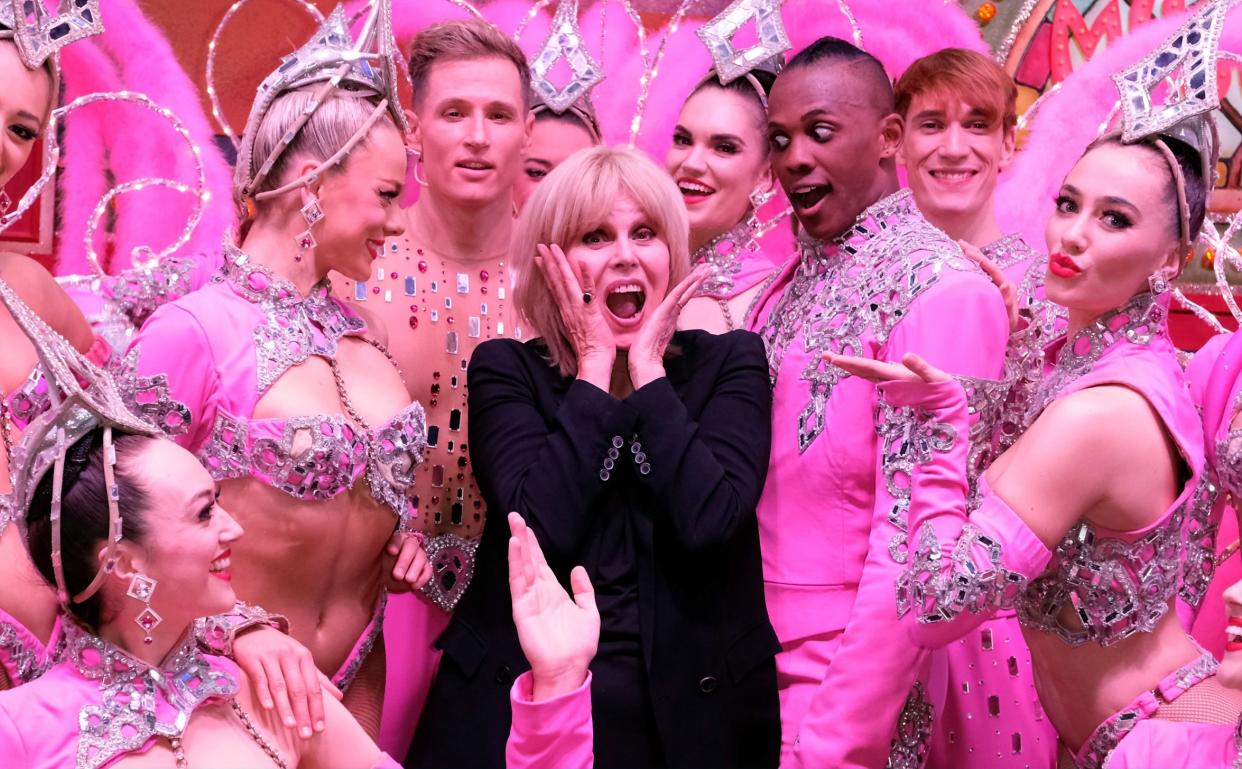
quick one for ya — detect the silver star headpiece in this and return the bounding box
[1109,0,1234,247]
[235,0,408,213]
[696,0,790,86]
[0,278,156,607]
[530,0,604,115]
[0,0,103,70]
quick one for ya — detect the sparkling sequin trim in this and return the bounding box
[332,591,387,691]
[1024,292,1164,427]
[885,681,934,769]
[1179,475,1220,611]
[114,351,192,437]
[897,521,1029,622]
[5,366,49,428]
[65,622,237,769]
[694,213,763,296]
[200,413,368,500]
[108,255,198,328]
[980,233,1034,271]
[876,400,958,566]
[223,241,365,394]
[0,492,11,537]
[1016,504,1185,647]
[1076,650,1218,769]
[197,404,427,526]
[0,616,58,685]
[759,189,977,453]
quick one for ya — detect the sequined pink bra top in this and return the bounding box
[1014,294,1203,646]
[121,243,427,528]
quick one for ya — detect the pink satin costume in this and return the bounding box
[878,291,1207,769]
[746,189,1009,768]
[120,240,427,690]
[1105,716,1242,769]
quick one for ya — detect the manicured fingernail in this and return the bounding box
[315,720,325,731]
[262,698,273,708]
[301,727,312,738]
[285,717,296,726]
[394,569,404,578]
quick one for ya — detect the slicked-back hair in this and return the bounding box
[407,20,531,110]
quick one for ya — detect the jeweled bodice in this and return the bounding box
[122,241,428,529]
[64,622,237,769]
[1014,293,1197,646]
[692,213,783,300]
[757,189,977,453]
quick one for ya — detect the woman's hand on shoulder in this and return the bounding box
[233,627,341,740]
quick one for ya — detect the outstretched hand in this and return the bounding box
[508,512,600,701]
[958,239,1020,332]
[823,350,950,384]
[628,265,711,388]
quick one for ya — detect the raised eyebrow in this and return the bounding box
[15,110,41,124]
[710,132,745,145]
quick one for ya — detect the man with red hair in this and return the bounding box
[894,48,1059,769]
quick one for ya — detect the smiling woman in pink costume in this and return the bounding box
[893,48,1059,769]
[828,6,1242,767]
[0,285,406,769]
[121,1,431,736]
[668,64,786,334]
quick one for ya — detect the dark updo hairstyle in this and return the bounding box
[1094,134,1208,243]
[687,69,777,147]
[532,104,601,144]
[24,428,153,629]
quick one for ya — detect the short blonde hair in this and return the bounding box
[407,20,530,110]
[513,146,691,377]
[237,89,396,214]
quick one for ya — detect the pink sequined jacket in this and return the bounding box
[747,189,1009,767]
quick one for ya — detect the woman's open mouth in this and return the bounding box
[604,282,647,326]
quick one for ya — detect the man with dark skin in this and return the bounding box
[746,38,1009,768]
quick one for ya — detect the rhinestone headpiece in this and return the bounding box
[0,279,156,607]
[529,0,604,116]
[1109,0,1231,248]
[235,0,407,215]
[696,0,789,86]
[0,0,103,70]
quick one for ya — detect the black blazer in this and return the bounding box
[409,329,780,769]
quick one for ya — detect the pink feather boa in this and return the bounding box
[994,3,1242,248]
[54,0,234,277]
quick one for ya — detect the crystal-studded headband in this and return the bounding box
[234,0,407,216]
[0,278,156,606]
[528,0,603,141]
[0,0,103,71]
[1108,0,1229,250]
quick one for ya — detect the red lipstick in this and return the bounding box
[1048,252,1083,279]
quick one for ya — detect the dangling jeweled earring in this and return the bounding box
[1148,270,1171,295]
[0,189,11,217]
[295,195,324,262]
[127,573,162,645]
[748,186,775,211]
